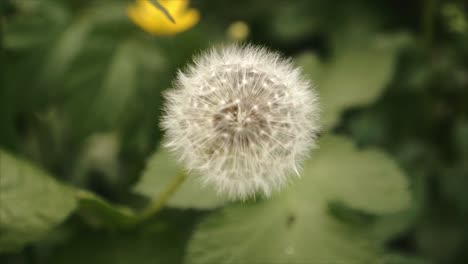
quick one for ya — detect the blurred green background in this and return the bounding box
[1,0,468,263]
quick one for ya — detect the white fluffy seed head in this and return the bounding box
[161,44,320,200]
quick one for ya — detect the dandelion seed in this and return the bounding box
[161,44,320,200]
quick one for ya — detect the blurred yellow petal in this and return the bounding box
[159,9,199,34]
[128,0,200,36]
[160,0,189,16]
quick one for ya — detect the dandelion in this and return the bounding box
[128,0,199,36]
[161,44,320,200]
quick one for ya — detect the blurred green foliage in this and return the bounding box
[1,0,468,264]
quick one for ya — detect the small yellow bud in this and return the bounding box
[227,21,250,41]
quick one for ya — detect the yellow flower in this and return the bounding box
[128,0,200,36]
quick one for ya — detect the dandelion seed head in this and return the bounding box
[161,44,320,200]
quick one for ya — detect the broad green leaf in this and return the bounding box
[133,148,227,209]
[75,189,138,229]
[328,202,416,243]
[187,195,382,264]
[304,135,411,214]
[0,150,77,252]
[186,135,411,264]
[297,34,408,129]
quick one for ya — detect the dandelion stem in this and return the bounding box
[139,171,187,220]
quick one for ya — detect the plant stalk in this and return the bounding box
[139,171,187,221]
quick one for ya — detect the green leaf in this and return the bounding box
[186,135,411,264]
[187,196,382,264]
[297,34,408,129]
[38,1,128,82]
[75,189,138,229]
[0,150,77,252]
[6,1,127,76]
[5,1,153,134]
[60,37,165,135]
[304,135,411,214]
[90,39,138,128]
[40,18,92,82]
[3,1,69,50]
[133,148,227,210]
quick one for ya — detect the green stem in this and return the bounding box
[422,0,436,49]
[139,171,187,221]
